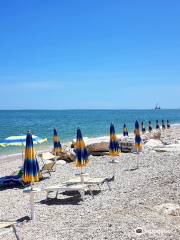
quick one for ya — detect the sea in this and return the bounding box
[0,109,180,157]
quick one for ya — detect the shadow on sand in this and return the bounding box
[39,190,101,206]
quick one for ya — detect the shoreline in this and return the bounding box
[0,124,180,239]
[0,123,180,160]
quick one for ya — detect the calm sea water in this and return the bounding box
[0,109,180,156]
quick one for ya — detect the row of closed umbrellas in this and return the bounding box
[0,121,144,184]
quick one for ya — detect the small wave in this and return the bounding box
[171,123,180,126]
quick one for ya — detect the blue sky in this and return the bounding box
[0,0,179,109]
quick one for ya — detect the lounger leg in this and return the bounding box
[12,225,20,240]
[79,190,85,201]
[88,186,94,198]
[55,190,59,199]
[97,184,101,191]
[46,191,49,199]
[30,192,35,220]
[106,181,111,191]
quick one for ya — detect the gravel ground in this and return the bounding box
[0,126,180,240]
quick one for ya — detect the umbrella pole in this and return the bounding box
[22,143,24,165]
[30,191,35,220]
[113,160,115,177]
[80,166,83,183]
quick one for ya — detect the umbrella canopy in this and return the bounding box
[109,123,119,156]
[123,124,128,137]
[23,132,40,183]
[0,135,47,147]
[75,128,88,167]
[53,128,62,155]
[134,121,142,149]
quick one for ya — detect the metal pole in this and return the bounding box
[30,191,35,220]
[22,143,24,165]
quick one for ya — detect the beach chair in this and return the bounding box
[41,161,56,176]
[0,220,20,240]
[39,152,57,161]
[64,175,114,191]
[39,152,57,176]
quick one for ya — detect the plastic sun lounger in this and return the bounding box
[23,184,93,220]
[0,216,30,240]
[64,176,114,191]
[0,221,20,240]
[42,184,94,200]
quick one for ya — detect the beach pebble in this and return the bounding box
[135,228,142,233]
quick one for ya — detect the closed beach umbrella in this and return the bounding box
[148,121,152,132]
[75,128,88,168]
[23,132,40,183]
[141,121,146,134]
[53,128,62,155]
[167,120,170,129]
[162,120,166,130]
[156,120,160,129]
[134,121,142,151]
[123,124,128,137]
[109,123,119,156]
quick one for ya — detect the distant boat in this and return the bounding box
[155,104,161,110]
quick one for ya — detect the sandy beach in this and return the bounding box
[1,125,180,239]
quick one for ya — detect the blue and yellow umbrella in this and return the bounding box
[123,124,128,137]
[75,128,88,168]
[141,121,146,134]
[109,123,120,156]
[134,121,142,150]
[23,132,40,183]
[156,120,160,129]
[148,121,152,132]
[162,120,166,130]
[53,128,62,155]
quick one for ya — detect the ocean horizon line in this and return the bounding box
[0,108,179,111]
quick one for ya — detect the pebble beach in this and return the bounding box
[1,125,180,240]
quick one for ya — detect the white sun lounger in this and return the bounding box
[23,183,93,220]
[42,184,93,200]
[0,221,20,240]
[64,176,114,191]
